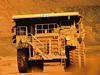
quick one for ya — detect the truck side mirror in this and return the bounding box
[12,26,16,33]
[12,26,14,33]
[12,35,16,43]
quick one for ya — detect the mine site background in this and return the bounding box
[0,0,100,75]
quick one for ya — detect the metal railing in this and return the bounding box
[27,33,48,59]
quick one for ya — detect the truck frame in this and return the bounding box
[12,12,86,73]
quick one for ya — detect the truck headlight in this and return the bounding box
[66,36,70,41]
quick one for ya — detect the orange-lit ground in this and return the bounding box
[0,55,100,75]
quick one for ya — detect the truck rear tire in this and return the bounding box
[17,48,29,73]
[32,60,44,72]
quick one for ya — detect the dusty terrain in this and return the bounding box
[0,45,100,75]
[0,55,100,75]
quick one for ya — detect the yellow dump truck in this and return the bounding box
[12,12,86,73]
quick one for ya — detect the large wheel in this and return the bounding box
[64,44,86,71]
[64,46,71,71]
[17,48,29,73]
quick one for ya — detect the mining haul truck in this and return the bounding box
[12,12,86,73]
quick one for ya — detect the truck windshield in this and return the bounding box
[35,23,58,34]
[16,26,27,35]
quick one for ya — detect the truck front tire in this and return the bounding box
[64,46,71,71]
[17,48,29,73]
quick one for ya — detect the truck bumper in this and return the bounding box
[29,55,67,61]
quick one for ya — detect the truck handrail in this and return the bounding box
[29,33,44,45]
